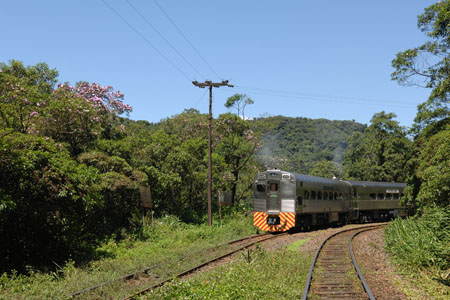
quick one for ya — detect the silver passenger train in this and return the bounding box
[253,169,407,232]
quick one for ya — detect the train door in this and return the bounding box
[351,187,359,220]
[266,180,280,214]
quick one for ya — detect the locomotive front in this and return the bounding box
[253,170,296,232]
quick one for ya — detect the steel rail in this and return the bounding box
[349,227,378,300]
[69,233,266,298]
[69,265,159,297]
[301,224,385,300]
[120,233,287,300]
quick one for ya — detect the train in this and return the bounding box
[253,169,407,232]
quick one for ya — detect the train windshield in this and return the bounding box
[256,184,266,192]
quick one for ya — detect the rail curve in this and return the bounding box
[302,224,385,300]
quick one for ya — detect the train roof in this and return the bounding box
[291,173,406,190]
[292,173,350,187]
[347,180,406,189]
[263,170,406,189]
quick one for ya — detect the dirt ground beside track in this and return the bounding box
[261,224,434,300]
[183,224,436,299]
[352,228,408,300]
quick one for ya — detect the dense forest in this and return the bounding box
[1,1,449,278]
[0,60,367,273]
[0,61,263,272]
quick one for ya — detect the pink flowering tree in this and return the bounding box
[161,108,208,142]
[38,86,102,154]
[74,81,131,116]
[40,82,132,155]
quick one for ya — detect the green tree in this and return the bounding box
[215,113,261,205]
[0,132,148,273]
[391,1,450,209]
[0,132,101,272]
[119,112,209,223]
[0,60,143,273]
[343,112,411,182]
[224,94,254,119]
[310,160,342,179]
[0,60,58,133]
[391,1,450,134]
[78,151,148,232]
[415,127,450,208]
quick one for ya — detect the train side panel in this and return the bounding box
[253,170,408,232]
[349,181,408,220]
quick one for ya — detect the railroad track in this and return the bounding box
[69,232,284,299]
[120,232,287,300]
[302,224,386,300]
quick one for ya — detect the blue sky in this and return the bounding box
[1,1,434,127]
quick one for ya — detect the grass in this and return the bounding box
[0,213,258,300]
[286,238,310,252]
[385,208,450,271]
[386,261,450,300]
[142,246,311,299]
[369,241,378,249]
[384,206,450,299]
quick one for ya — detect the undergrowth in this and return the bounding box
[384,206,450,297]
[144,247,311,299]
[385,207,449,271]
[0,212,257,300]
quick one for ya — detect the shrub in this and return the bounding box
[385,206,450,271]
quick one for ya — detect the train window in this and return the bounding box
[304,191,310,200]
[269,183,278,191]
[385,193,392,199]
[334,192,338,200]
[256,184,265,192]
[317,191,322,200]
[370,193,376,200]
[393,193,399,200]
[297,196,302,205]
[377,193,384,200]
[311,191,316,200]
[323,192,328,200]
[339,193,343,200]
[400,193,404,199]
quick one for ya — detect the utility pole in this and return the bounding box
[192,80,233,226]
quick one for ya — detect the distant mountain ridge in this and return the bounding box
[251,116,366,173]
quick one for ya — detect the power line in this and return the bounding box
[216,88,416,109]
[231,89,415,108]
[232,85,417,108]
[194,89,208,108]
[101,0,192,81]
[153,0,223,80]
[236,85,415,105]
[126,0,205,80]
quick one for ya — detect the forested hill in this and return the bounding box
[252,116,366,174]
[122,115,367,175]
